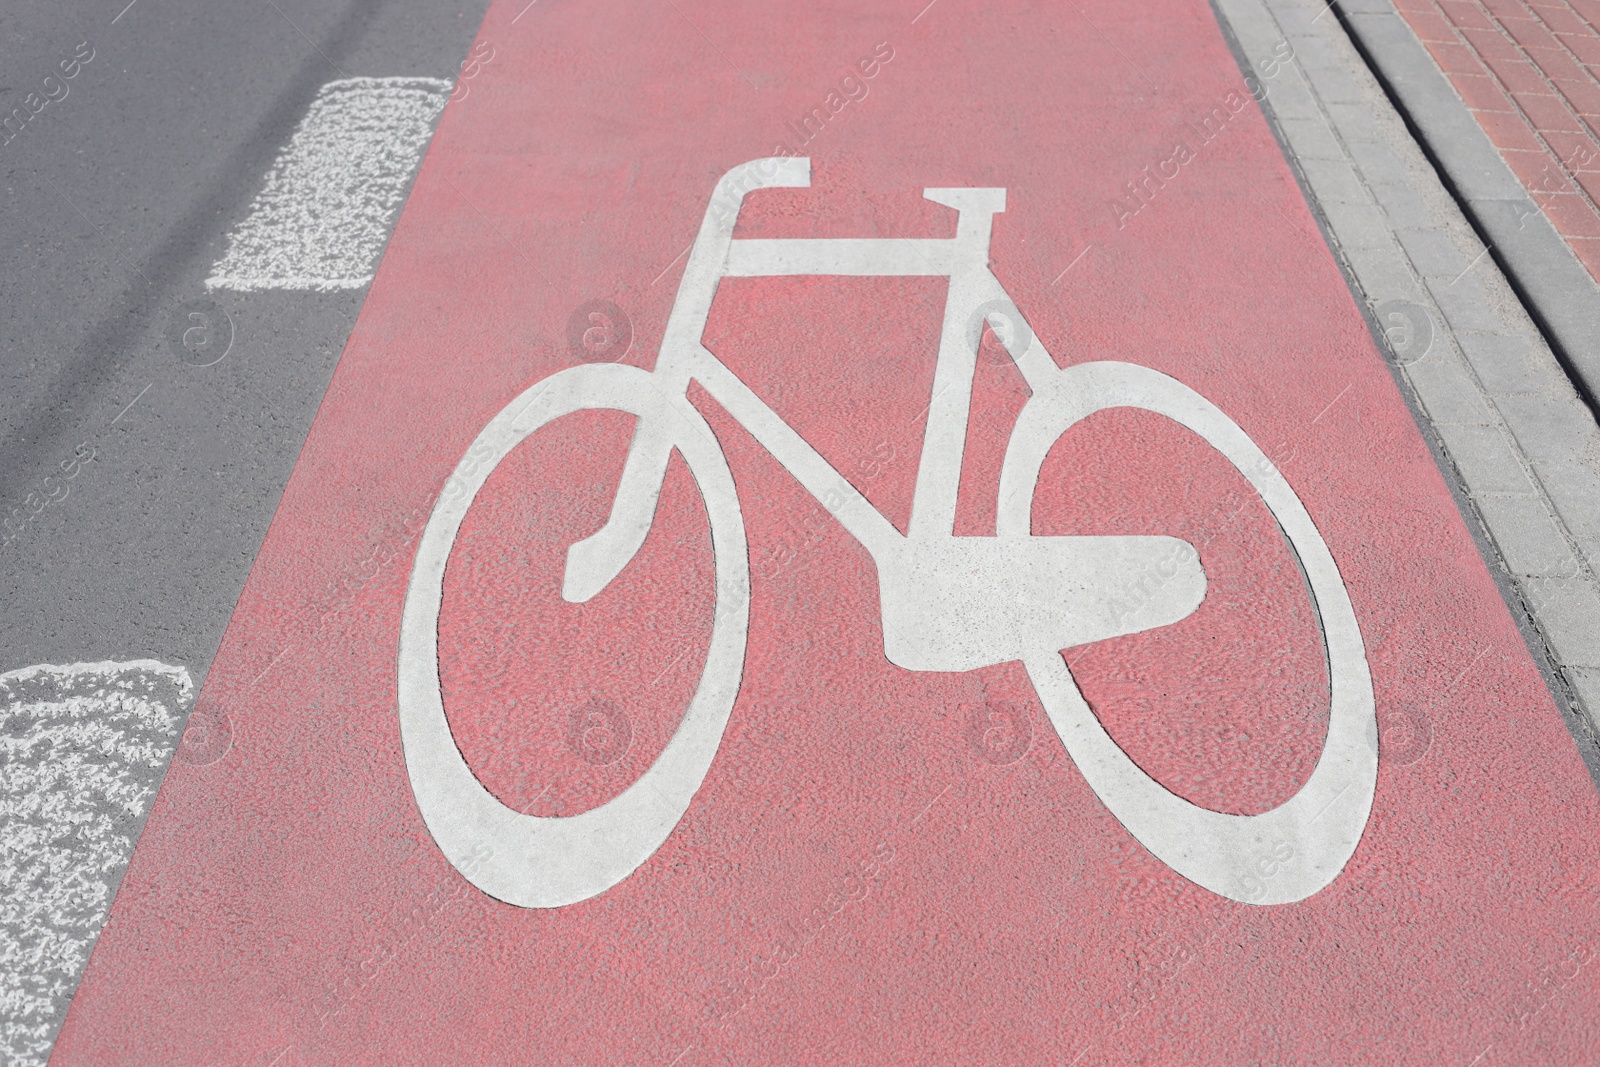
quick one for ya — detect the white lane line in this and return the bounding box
[205,77,452,293]
[0,659,192,1067]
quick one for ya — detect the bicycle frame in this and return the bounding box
[563,158,1207,672]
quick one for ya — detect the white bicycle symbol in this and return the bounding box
[399,158,1376,909]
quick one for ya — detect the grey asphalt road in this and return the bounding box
[0,0,490,686]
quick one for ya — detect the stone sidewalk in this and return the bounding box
[1213,0,1600,774]
[1395,0,1600,282]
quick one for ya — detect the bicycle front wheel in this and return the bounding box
[398,363,750,908]
[998,360,1376,906]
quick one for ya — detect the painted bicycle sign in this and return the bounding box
[398,158,1376,909]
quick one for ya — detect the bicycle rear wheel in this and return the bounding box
[398,363,749,908]
[999,360,1376,906]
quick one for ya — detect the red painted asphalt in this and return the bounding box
[56,0,1600,1063]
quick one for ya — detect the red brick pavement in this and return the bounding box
[1394,0,1600,281]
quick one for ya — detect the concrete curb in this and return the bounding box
[1335,0,1600,413]
[1209,0,1600,778]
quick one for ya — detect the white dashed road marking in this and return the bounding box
[0,660,192,1067]
[205,76,452,292]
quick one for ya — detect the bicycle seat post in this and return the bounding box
[923,187,1006,257]
[906,186,1007,543]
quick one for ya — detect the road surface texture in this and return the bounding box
[0,0,488,1060]
[3,0,1600,1064]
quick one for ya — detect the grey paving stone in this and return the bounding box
[1555,526,1600,585]
[1260,78,1321,121]
[1490,390,1600,468]
[1341,13,1526,200]
[1276,116,1345,160]
[1332,0,1396,14]
[1316,195,1392,251]
[1341,8,1600,403]
[1394,226,1474,281]
[1404,354,1499,426]
[1454,332,1547,396]
[1523,577,1600,668]
[1345,141,1413,191]
[1287,31,1351,67]
[1528,461,1600,544]
[1426,277,1520,336]
[1216,0,1600,741]
[1339,243,1427,303]
[1268,0,1345,37]
[1472,493,1582,578]
[1283,35,1346,79]
[1566,667,1600,725]
[1297,156,1370,206]
[1489,395,1600,556]
[1434,423,1538,495]
[1366,181,1432,229]
[1283,66,1344,104]
[1323,97,1385,138]
[1234,33,1293,73]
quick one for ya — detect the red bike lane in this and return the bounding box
[54,0,1600,1063]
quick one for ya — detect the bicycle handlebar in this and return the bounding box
[658,159,812,377]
